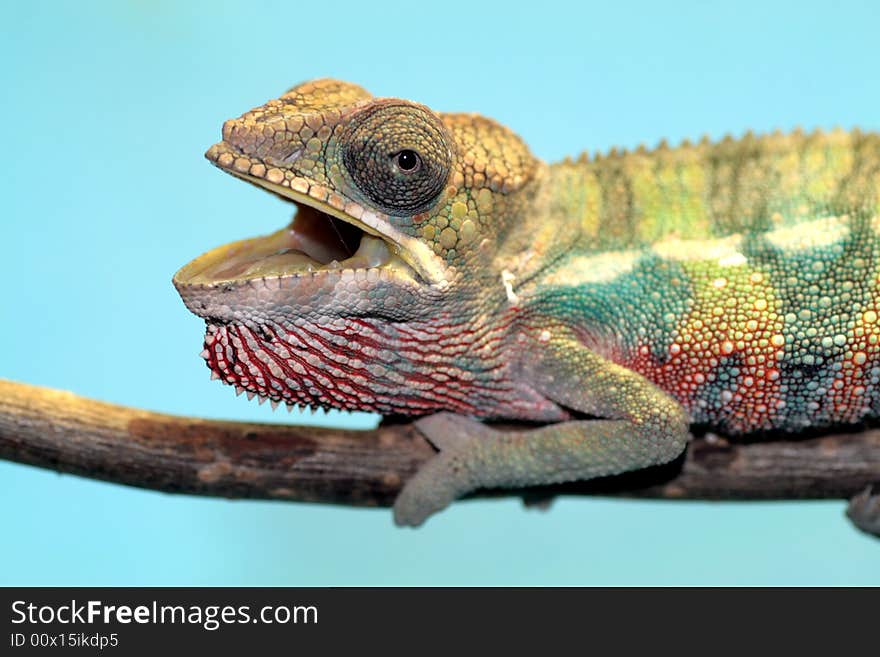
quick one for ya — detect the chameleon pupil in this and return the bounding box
[396,150,419,172]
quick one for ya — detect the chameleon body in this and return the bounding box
[174,79,880,526]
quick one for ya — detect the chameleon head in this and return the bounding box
[172,79,544,414]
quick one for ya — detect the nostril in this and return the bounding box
[223,117,294,160]
[222,119,236,142]
[223,121,261,154]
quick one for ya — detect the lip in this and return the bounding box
[173,141,446,287]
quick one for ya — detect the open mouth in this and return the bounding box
[173,149,432,287]
[227,203,399,276]
[174,200,412,286]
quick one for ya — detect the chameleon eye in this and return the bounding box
[341,102,451,216]
[394,149,421,173]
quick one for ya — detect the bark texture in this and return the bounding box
[1,379,879,524]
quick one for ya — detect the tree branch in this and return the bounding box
[1,378,879,531]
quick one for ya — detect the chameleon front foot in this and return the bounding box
[846,486,880,539]
[393,401,689,526]
[393,413,488,527]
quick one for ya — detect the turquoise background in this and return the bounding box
[2,1,878,585]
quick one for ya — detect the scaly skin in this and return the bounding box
[174,79,880,526]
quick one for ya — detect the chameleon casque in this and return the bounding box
[174,79,880,527]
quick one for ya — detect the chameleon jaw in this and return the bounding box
[187,141,448,287]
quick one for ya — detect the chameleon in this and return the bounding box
[174,78,880,527]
